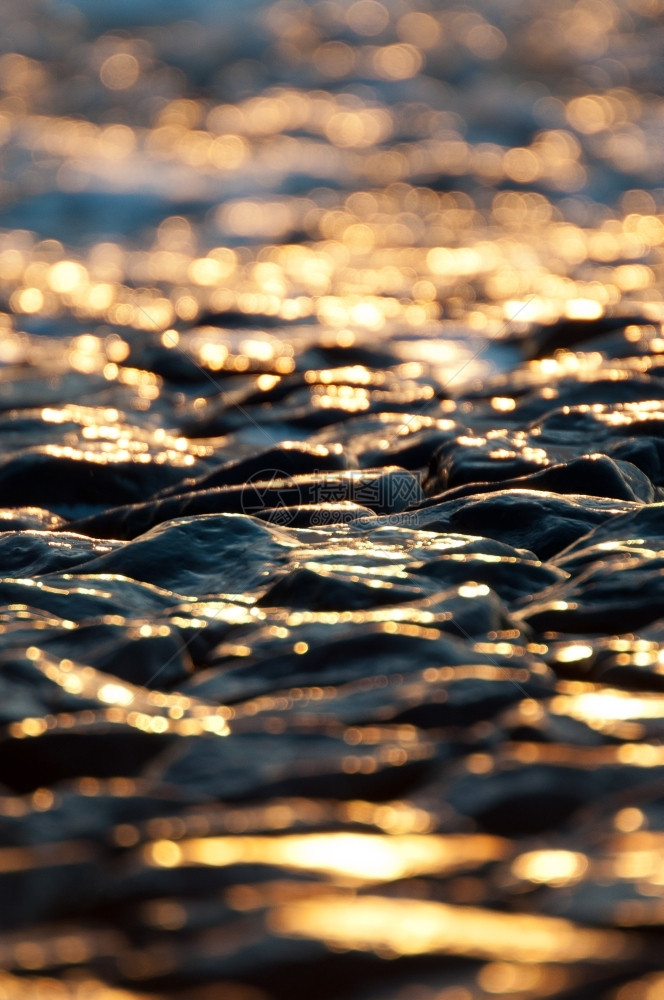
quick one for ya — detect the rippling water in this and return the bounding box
[2,1,664,998]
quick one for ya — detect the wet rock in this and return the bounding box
[188,621,524,703]
[516,554,664,634]
[361,490,637,560]
[410,551,568,604]
[66,468,423,540]
[66,513,292,595]
[257,565,427,611]
[0,448,198,513]
[435,455,656,505]
[445,759,655,835]
[0,530,118,576]
[0,507,65,532]
[38,621,193,687]
[554,503,664,568]
[486,374,664,425]
[424,402,664,495]
[515,315,652,360]
[0,729,176,792]
[153,441,348,498]
[424,435,547,492]
[0,574,175,620]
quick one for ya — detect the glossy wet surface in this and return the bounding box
[2,1,664,998]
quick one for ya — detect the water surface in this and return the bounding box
[1,1,664,998]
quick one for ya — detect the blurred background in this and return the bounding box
[2,2,664,999]
[0,0,662,346]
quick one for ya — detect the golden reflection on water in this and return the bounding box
[511,849,589,887]
[145,830,509,884]
[9,648,231,739]
[4,193,664,341]
[552,686,664,722]
[268,893,633,963]
[2,41,664,351]
[3,0,664,994]
[0,974,151,1000]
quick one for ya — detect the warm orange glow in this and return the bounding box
[511,850,589,886]
[552,689,664,723]
[1,3,663,993]
[145,832,509,884]
[270,894,632,962]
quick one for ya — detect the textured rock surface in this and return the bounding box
[2,0,664,998]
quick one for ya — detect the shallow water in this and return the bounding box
[2,1,664,998]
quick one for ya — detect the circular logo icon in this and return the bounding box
[240,469,301,525]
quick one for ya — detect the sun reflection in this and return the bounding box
[0,63,659,340]
[0,973,145,999]
[511,850,589,886]
[9,649,231,739]
[145,831,510,884]
[269,893,632,962]
[552,687,664,722]
[1,0,664,992]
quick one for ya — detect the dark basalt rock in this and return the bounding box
[65,467,423,540]
[257,566,427,611]
[189,620,539,705]
[606,436,664,483]
[514,315,652,360]
[363,490,637,560]
[4,306,664,997]
[0,530,118,576]
[256,567,519,637]
[179,368,437,437]
[430,455,656,505]
[56,514,291,595]
[357,427,464,470]
[0,574,175,620]
[0,507,65,532]
[38,621,193,687]
[0,729,176,792]
[410,551,568,604]
[445,760,652,835]
[0,449,191,511]
[424,436,546,493]
[555,502,664,559]
[516,554,664,633]
[481,374,664,425]
[424,402,664,496]
[153,441,348,498]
